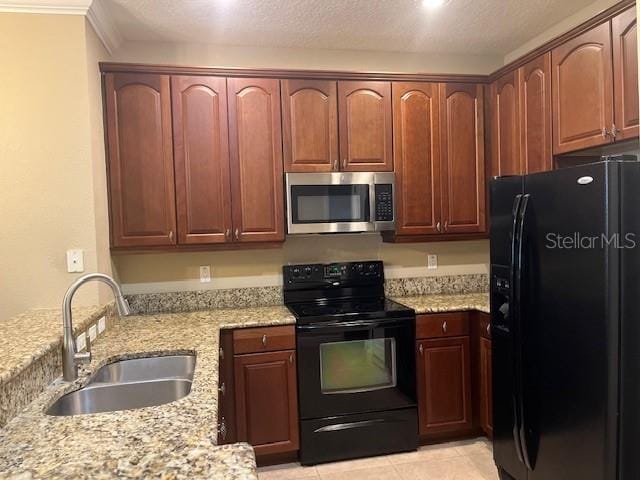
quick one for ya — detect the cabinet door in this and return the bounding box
[519,54,553,174]
[439,83,486,234]
[105,73,176,247]
[338,81,393,172]
[172,76,232,245]
[479,337,493,438]
[392,82,441,236]
[234,350,299,456]
[227,78,285,243]
[417,337,472,435]
[490,71,521,176]
[282,79,338,172]
[612,8,639,141]
[552,22,614,154]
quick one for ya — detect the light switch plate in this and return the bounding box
[98,316,106,334]
[427,254,438,270]
[66,249,84,273]
[88,324,97,342]
[200,265,211,283]
[76,332,87,352]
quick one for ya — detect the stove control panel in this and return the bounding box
[283,261,383,285]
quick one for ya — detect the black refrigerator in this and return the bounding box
[490,157,640,480]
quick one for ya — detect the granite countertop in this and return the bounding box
[0,306,295,480]
[392,292,490,314]
[0,292,489,479]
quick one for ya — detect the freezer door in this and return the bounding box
[522,163,618,480]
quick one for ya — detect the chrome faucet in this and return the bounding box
[62,273,131,382]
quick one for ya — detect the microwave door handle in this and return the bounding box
[369,181,376,228]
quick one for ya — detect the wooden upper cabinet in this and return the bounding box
[552,22,614,154]
[234,350,299,456]
[490,71,521,176]
[338,81,393,172]
[393,82,441,236]
[612,8,639,141]
[172,76,232,245]
[439,83,486,234]
[227,78,285,243]
[518,53,553,174]
[282,79,338,172]
[104,73,176,248]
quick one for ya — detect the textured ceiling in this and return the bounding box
[104,0,601,55]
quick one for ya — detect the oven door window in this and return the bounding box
[319,338,397,394]
[290,184,370,224]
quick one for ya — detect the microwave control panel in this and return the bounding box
[375,184,394,222]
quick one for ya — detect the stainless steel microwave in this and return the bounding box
[285,172,395,234]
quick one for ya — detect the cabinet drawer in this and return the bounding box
[478,313,492,340]
[416,313,469,339]
[233,325,296,354]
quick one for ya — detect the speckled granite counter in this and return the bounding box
[0,306,294,480]
[392,292,490,314]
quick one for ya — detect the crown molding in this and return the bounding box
[86,0,122,54]
[0,0,92,14]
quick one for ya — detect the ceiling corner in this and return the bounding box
[86,0,122,55]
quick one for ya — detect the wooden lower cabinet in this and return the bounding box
[234,349,299,457]
[416,336,473,436]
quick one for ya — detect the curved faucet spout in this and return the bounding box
[62,273,131,382]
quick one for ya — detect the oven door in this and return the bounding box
[286,172,375,234]
[296,317,416,420]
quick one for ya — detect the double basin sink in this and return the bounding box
[46,355,196,416]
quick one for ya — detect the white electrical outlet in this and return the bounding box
[98,316,106,334]
[200,265,211,283]
[427,254,438,270]
[66,249,84,273]
[88,324,97,342]
[76,332,87,352]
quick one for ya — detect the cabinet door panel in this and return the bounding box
[417,337,472,435]
[491,72,520,176]
[393,82,440,236]
[282,79,338,172]
[552,22,614,154]
[172,76,232,245]
[479,337,493,437]
[612,8,639,140]
[519,54,553,174]
[234,350,299,456]
[228,78,285,243]
[105,73,176,247]
[338,81,393,172]
[439,83,486,234]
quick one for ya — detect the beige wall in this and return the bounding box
[504,0,621,64]
[0,14,110,320]
[112,41,502,75]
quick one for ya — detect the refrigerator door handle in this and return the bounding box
[515,194,534,471]
[509,194,526,465]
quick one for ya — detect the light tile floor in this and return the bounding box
[258,437,498,480]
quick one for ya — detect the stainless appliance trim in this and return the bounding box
[285,172,395,234]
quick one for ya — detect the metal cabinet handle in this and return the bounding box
[486,324,491,336]
[225,229,231,239]
[333,159,338,171]
[611,124,619,139]
[444,221,448,232]
[234,228,240,240]
[442,321,448,334]
[289,353,294,364]
[436,221,441,233]
[342,158,347,169]
[169,230,174,242]
[602,128,609,138]
[218,418,227,441]
[219,347,224,360]
[218,382,226,396]
[262,334,267,346]
[419,344,424,355]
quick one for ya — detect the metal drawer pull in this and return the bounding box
[289,353,294,364]
[314,419,386,433]
[218,382,226,396]
[219,347,224,360]
[442,321,448,333]
[419,344,424,355]
[218,418,227,440]
[262,335,267,346]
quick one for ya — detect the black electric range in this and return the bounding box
[283,261,418,465]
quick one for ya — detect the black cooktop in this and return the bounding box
[287,297,414,325]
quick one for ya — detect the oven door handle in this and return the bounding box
[297,318,412,331]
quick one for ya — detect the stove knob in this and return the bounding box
[304,266,312,277]
[292,267,300,277]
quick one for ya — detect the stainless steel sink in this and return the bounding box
[46,355,196,416]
